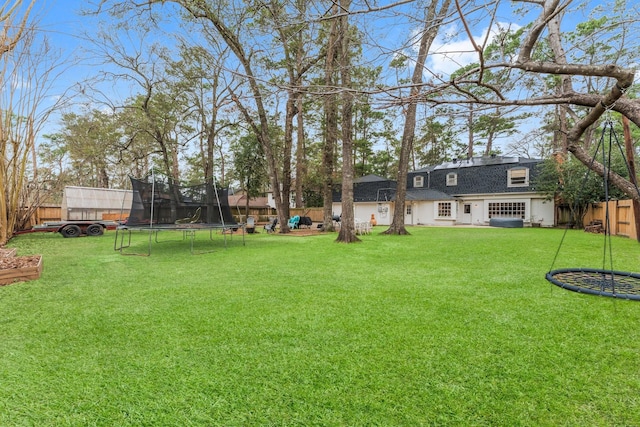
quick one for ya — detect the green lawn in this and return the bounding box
[1,227,640,426]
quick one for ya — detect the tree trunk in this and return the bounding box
[467,104,474,158]
[295,95,305,208]
[622,116,640,241]
[336,0,359,243]
[321,2,340,232]
[385,0,451,235]
[281,96,297,219]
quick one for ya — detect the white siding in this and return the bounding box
[531,198,555,227]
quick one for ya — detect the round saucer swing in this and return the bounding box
[546,118,640,300]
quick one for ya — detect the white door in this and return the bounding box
[472,202,484,225]
[462,203,472,224]
[404,203,414,225]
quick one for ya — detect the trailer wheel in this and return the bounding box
[60,224,82,238]
[86,224,104,236]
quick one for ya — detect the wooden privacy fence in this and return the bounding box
[19,206,62,230]
[583,200,638,239]
[290,208,324,222]
[36,206,62,223]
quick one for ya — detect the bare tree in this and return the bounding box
[166,42,240,224]
[259,1,325,215]
[385,0,453,235]
[156,0,301,232]
[0,1,66,244]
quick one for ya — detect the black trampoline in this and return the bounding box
[115,175,244,255]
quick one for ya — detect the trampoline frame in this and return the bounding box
[114,224,245,256]
[114,172,246,256]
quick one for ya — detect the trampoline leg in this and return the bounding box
[187,230,196,255]
[114,228,132,253]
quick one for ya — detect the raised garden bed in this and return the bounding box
[0,254,43,286]
[0,248,17,258]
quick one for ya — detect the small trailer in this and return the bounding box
[29,221,119,238]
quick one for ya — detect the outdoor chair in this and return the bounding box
[355,218,371,235]
[264,217,278,233]
[288,215,300,229]
[246,216,255,234]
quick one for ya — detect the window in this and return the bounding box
[508,168,529,187]
[488,202,526,219]
[437,202,452,218]
[406,205,412,215]
[446,173,457,186]
[464,204,471,214]
[413,175,424,188]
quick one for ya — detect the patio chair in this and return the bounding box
[246,216,255,234]
[288,215,300,229]
[355,218,371,235]
[264,217,278,233]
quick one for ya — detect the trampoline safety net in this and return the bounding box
[127,177,237,227]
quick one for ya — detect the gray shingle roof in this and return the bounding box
[333,179,396,203]
[334,157,543,203]
[409,157,542,195]
[404,188,455,201]
[354,174,389,183]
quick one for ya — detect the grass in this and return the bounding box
[1,226,640,426]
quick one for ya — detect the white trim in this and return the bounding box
[434,200,456,219]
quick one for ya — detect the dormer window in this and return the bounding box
[508,168,529,187]
[446,173,457,186]
[413,175,424,188]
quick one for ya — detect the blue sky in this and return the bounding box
[37,1,530,85]
[25,0,625,156]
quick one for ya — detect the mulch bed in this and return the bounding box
[286,229,326,237]
[256,228,326,237]
[0,248,43,286]
[0,255,41,270]
[0,248,17,258]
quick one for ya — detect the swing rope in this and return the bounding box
[547,119,610,273]
[546,115,640,300]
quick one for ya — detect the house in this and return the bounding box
[334,174,398,226]
[332,156,555,227]
[228,192,276,221]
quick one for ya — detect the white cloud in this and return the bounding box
[426,22,521,79]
